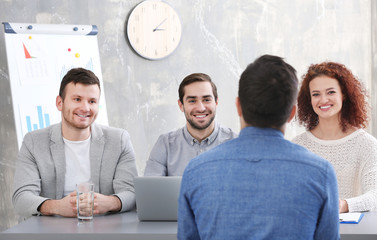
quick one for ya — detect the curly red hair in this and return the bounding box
[297,62,368,131]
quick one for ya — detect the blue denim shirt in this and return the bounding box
[178,126,339,240]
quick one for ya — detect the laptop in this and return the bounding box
[134,176,182,221]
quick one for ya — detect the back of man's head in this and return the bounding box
[238,55,298,128]
[59,68,101,100]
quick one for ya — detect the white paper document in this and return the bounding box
[339,212,364,224]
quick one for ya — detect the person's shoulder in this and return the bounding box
[184,139,230,171]
[93,123,130,140]
[183,150,213,173]
[156,127,184,142]
[353,130,377,158]
[357,129,377,145]
[20,124,60,150]
[291,131,308,144]
[28,123,57,134]
[95,123,126,132]
[288,139,333,171]
[288,139,316,158]
[24,123,58,140]
[217,124,238,138]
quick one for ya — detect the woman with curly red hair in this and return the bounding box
[293,61,377,213]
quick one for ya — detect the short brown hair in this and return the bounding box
[297,62,368,131]
[59,68,100,100]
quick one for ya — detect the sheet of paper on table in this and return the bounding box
[339,212,364,224]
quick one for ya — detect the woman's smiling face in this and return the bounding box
[309,75,343,122]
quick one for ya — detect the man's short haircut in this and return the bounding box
[178,73,218,104]
[238,55,298,128]
[59,68,101,100]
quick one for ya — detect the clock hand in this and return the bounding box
[153,18,167,32]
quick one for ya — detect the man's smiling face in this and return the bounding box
[179,81,218,130]
[57,82,100,130]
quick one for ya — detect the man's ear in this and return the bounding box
[56,96,63,112]
[178,99,184,112]
[235,97,242,117]
[287,105,297,123]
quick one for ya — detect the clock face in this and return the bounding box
[127,0,182,60]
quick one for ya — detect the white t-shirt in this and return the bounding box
[63,136,91,196]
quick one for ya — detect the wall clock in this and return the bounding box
[127,0,182,60]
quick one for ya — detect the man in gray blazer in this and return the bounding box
[13,68,138,217]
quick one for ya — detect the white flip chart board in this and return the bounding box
[2,22,108,148]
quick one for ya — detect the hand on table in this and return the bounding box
[339,199,349,213]
[93,193,121,214]
[40,192,77,217]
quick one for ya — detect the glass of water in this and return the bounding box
[76,182,94,221]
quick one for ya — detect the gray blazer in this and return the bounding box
[13,123,138,217]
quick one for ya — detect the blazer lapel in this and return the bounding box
[90,124,104,193]
[50,123,66,199]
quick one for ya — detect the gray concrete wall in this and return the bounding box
[0,0,373,231]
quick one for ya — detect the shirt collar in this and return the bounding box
[239,126,284,138]
[183,122,219,145]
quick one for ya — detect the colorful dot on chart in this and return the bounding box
[68,48,71,52]
[28,36,32,39]
[75,53,80,58]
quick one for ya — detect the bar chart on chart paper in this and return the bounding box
[25,106,50,132]
[18,103,60,137]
